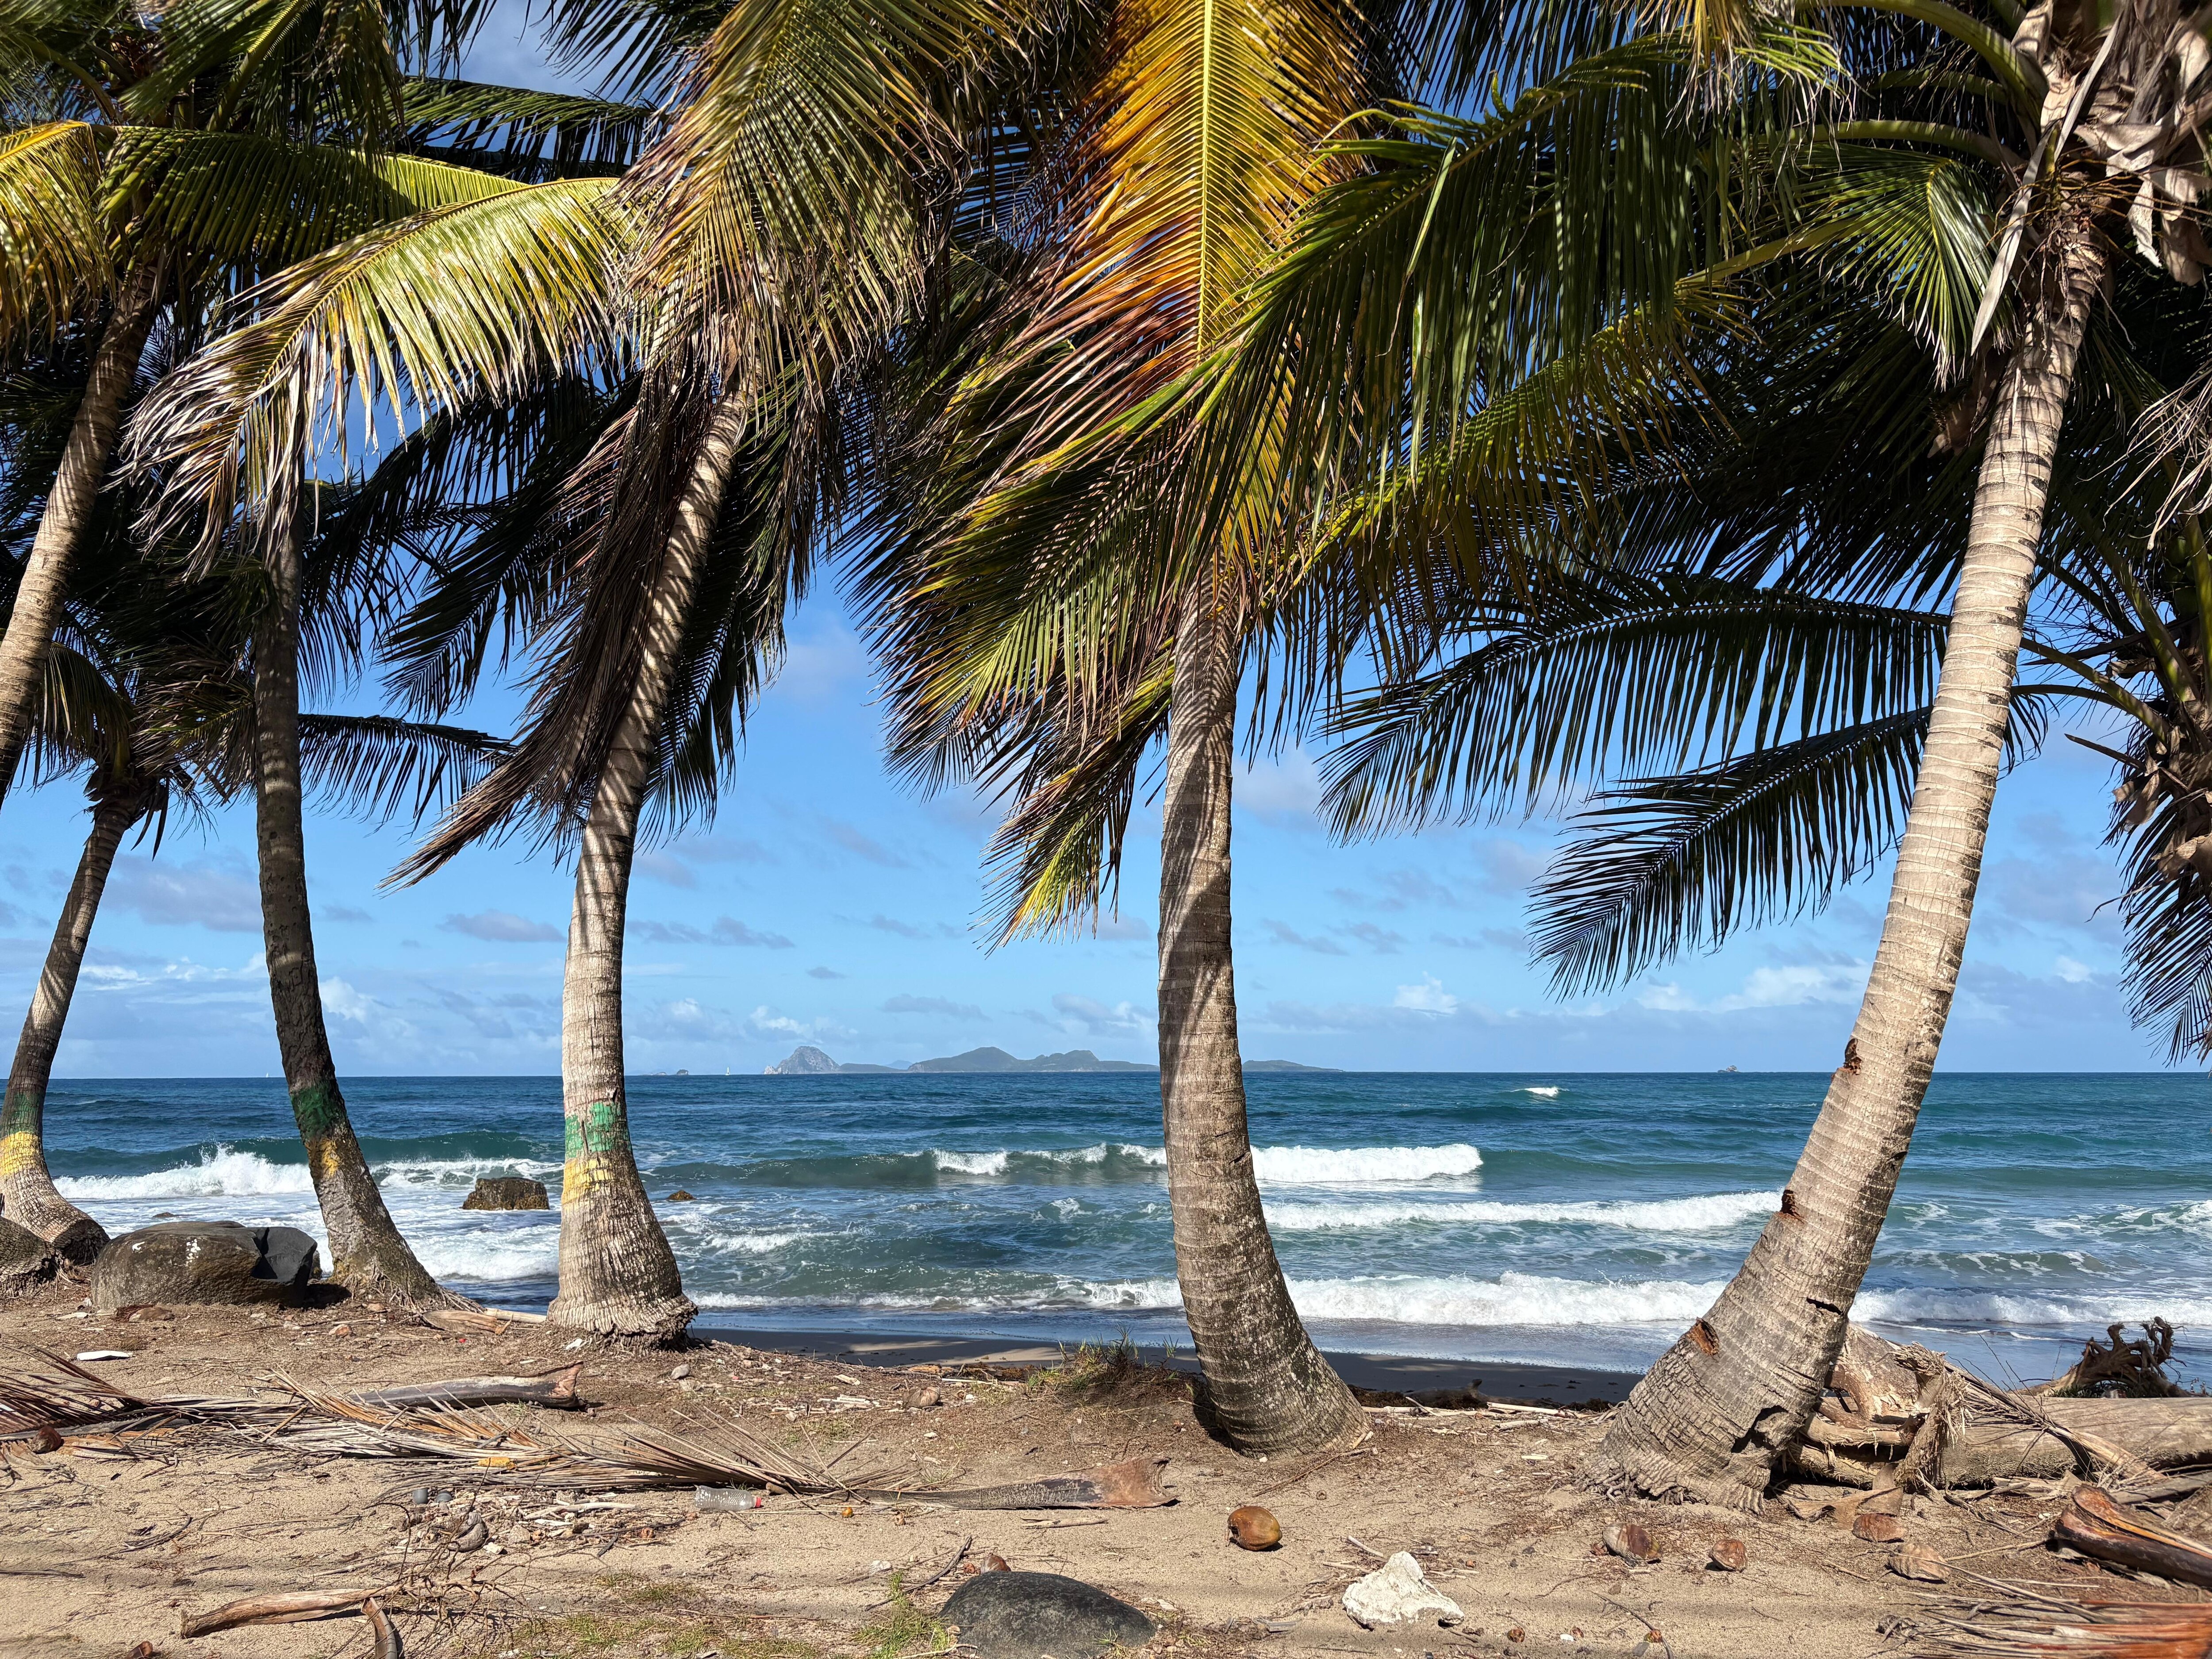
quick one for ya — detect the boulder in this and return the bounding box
[462,1176,549,1211]
[0,1216,62,1298]
[89,1221,321,1310]
[940,1571,1156,1659]
[1342,1553,1463,1629]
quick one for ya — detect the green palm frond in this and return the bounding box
[1530,690,2051,995]
[400,78,661,177]
[1320,574,1951,835]
[124,0,404,140]
[0,120,104,341]
[296,710,511,824]
[126,177,626,559]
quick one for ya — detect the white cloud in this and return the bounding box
[1638,962,1865,1014]
[442,910,562,944]
[2054,955,2093,984]
[1393,975,1459,1014]
[107,856,262,932]
[320,978,377,1025]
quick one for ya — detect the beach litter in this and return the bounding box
[1341,1552,1463,1628]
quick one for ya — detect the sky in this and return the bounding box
[0,17,2184,1079]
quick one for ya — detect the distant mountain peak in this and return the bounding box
[764,1045,841,1075]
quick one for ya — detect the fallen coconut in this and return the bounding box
[1228,1505,1281,1551]
[1603,1522,1658,1563]
[1709,1539,1747,1572]
[1889,1541,1949,1583]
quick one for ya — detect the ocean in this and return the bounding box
[36,1071,2212,1386]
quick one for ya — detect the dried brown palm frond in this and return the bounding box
[1919,1585,2212,1659]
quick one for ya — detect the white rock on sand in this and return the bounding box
[1342,1552,1463,1628]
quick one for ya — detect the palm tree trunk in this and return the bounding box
[1157,582,1364,1454]
[0,256,164,800]
[0,788,141,1263]
[1599,225,2111,1507]
[548,392,749,1341]
[253,522,452,1308]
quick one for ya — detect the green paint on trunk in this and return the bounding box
[566,1098,630,1159]
[0,1089,39,1139]
[290,1078,346,1136]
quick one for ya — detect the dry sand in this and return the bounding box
[0,1285,2122,1659]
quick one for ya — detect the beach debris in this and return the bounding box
[941,1569,1155,1659]
[363,1595,403,1659]
[1229,1505,1281,1550]
[91,1222,319,1311]
[2029,1321,2183,1399]
[984,1553,1011,1571]
[1889,1542,1948,1582]
[1919,1589,2212,1658]
[426,1307,549,1336]
[670,1364,691,1381]
[127,1643,157,1657]
[2050,1486,2212,1589]
[1852,1512,1906,1544]
[73,1350,132,1362]
[1708,1539,1747,1572]
[453,1520,489,1552]
[111,1305,170,1323]
[1505,1628,1526,1643]
[1602,1522,1658,1563]
[912,1386,941,1408]
[1342,1552,1463,1628]
[28,1425,62,1452]
[329,1322,352,1336]
[343,1364,584,1413]
[461,1177,548,1211]
[841,1456,1175,1512]
[179,1590,371,1637]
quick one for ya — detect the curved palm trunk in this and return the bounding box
[1600,227,2111,1506]
[1159,584,1363,1454]
[254,525,451,1308]
[0,789,141,1263]
[0,257,164,801]
[547,393,749,1341]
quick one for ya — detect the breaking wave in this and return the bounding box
[1264,1190,1778,1233]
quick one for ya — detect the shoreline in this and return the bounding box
[688,1320,1640,1404]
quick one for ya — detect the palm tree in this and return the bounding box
[0,0,518,795]
[125,0,1065,1336]
[0,451,507,1267]
[1225,0,2212,1500]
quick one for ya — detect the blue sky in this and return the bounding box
[0,584,2164,1075]
[0,17,2177,1078]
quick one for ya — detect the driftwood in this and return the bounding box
[696,1456,1175,1513]
[1787,1324,2212,1496]
[179,1590,369,1637]
[2029,1321,2187,1399]
[2051,1486,2212,1590]
[341,1365,582,1413]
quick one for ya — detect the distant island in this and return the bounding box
[764,1045,1336,1075]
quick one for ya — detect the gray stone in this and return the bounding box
[461,1176,549,1211]
[1341,1553,1462,1629]
[88,1221,322,1310]
[0,1216,61,1299]
[940,1571,1155,1659]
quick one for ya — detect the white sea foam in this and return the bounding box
[1076,1271,1728,1326]
[1518,1086,1563,1098]
[695,1229,814,1256]
[933,1150,1010,1176]
[411,1229,561,1283]
[1264,1190,1779,1233]
[1250,1143,1483,1184]
[1855,1286,2212,1328]
[58,1148,315,1200]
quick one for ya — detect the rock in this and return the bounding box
[1708,1539,1747,1572]
[1890,1542,1949,1582]
[1853,1512,1907,1544]
[670,1364,691,1380]
[665,1190,695,1202]
[940,1571,1155,1659]
[503,1525,532,1548]
[1341,1553,1463,1629]
[461,1176,549,1211]
[1228,1506,1281,1550]
[983,1554,1010,1572]
[0,1217,62,1299]
[1603,1522,1658,1563]
[88,1222,320,1311]
[329,1322,352,1336]
[913,1386,942,1408]
[29,1425,63,1453]
[453,1521,488,1553]
[112,1304,173,1323]
[765,1045,843,1075]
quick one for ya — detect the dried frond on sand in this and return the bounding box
[1920,1587,2212,1659]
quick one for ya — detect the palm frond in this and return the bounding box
[126,177,626,560]
[0,120,104,342]
[296,711,511,824]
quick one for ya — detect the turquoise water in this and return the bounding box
[38,1071,2212,1384]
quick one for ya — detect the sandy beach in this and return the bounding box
[2,1279,2158,1659]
